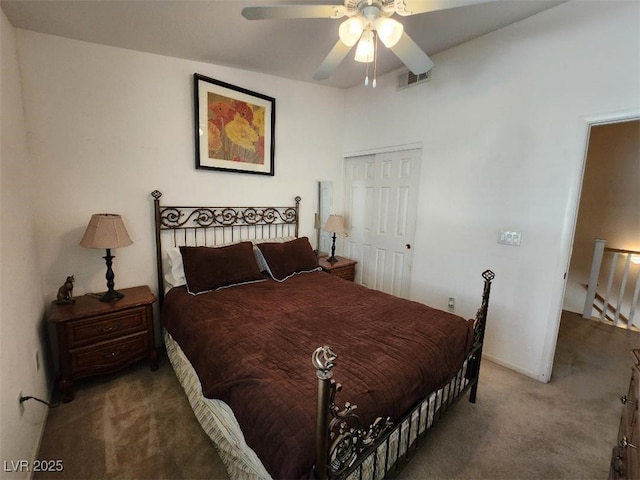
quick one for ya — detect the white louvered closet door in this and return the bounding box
[344,148,422,298]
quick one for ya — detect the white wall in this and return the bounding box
[343,1,640,381]
[15,30,346,302]
[0,10,50,478]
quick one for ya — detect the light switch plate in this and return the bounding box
[498,230,522,246]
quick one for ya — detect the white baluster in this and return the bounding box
[629,267,640,329]
[601,252,619,323]
[584,239,607,319]
[615,254,631,327]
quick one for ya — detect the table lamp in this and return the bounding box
[322,214,346,263]
[80,214,133,302]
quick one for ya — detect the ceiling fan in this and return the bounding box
[242,0,491,86]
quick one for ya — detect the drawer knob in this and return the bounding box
[96,321,123,334]
[620,395,637,406]
[103,348,122,359]
[620,436,638,449]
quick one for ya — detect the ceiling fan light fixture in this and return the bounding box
[338,16,365,46]
[354,30,374,63]
[243,0,441,83]
[376,17,403,48]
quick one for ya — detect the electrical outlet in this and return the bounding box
[448,297,455,312]
[18,391,24,416]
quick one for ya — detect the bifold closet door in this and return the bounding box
[344,148,421,299]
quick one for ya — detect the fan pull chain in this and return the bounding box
[372,31,378,88]
[364,31,379,88]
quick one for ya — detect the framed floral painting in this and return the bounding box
[194,74,275,175]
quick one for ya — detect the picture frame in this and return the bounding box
[194,73,275,176]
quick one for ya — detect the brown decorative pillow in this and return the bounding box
[257,237,319,281]
[180,242,264,294]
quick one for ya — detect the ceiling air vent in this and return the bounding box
[397,69,431,90]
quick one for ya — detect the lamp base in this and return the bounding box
[99,289,124,302]
[327,233,338,264]
[100,248,124,302]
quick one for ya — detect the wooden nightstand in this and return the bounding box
[318,256,357,282]
[49,285,158,403]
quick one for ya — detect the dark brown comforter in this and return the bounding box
[162,271,475,479]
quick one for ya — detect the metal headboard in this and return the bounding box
[151,190,301,305]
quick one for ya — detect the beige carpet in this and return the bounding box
[35,311,639,480]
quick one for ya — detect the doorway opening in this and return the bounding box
[553,116,640,379]
[564,119,639,319]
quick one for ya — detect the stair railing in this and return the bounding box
[583,239,640,329]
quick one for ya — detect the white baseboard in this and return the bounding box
[482,353,549,384]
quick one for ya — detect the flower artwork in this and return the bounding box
[194,74,275,175]
[207,95,265,164]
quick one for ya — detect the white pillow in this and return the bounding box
[164,247,187,288]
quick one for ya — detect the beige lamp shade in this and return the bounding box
[323,214,346,234]
[80,214,133,249]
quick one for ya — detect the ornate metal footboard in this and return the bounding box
[313,269,495,480]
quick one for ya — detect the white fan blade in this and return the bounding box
[395,0,494,16]
[390,31,434,74]
[313,40,353,80]
[242,4,346,20]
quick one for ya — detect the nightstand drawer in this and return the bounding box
[331,266,355,281]
[70,333,149,375]
[67,306,148,348]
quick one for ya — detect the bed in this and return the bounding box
[151,190,494,480]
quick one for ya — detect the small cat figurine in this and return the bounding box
[56,275,75,304]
